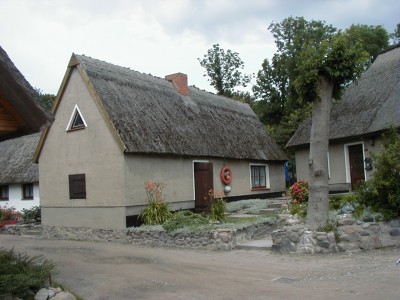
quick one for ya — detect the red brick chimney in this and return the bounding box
[165,73,189,96]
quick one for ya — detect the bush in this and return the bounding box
[22,206,41,223]
[225,199,266,214]
[205,189,226,222]
[289,202,307,218]
[139,181,171,225]
[163,210,209,233]
[289,180,309,203]
[0,205,20,227]
[356,125,400,220]
[0,248,55,299]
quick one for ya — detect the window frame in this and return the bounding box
[0,185,9,200]
[69,174,87,199]
[22,183,34,200]
[66,104,87,132]
[250,164,270,190]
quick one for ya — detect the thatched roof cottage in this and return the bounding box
[0,45,52,211]
[287,44,400,192]
[35,54,287,229]
[0,133,41,210]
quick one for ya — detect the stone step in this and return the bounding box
[21,229,43,236]
[235,238,273,250]
[267,203,284,209]
[259,208,278,215]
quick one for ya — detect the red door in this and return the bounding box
[348,144,365,190]
[194,162,213,211]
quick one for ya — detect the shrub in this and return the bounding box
[356,125,400,220]
[139,181,171,225]
[205,189,226,222]
[22,206,41,223]
[225,199,266,214]
[289,180,309,203]
[0,248,55,299]
[163,210,209,233]
[289,202,307,218]
[0,205,20,228]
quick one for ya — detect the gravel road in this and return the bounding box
[1,234,400,300]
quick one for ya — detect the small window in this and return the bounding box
[0,185,9,200]
[69,174,86,199]
[250,165,269,189]
[22,184,34,200]
[66,105,87,131]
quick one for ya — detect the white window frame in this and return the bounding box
[66,104,87,131]
[249,164,270,189]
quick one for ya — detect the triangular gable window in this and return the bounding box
[66,105,87,131]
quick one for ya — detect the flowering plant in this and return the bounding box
[289,180,309,204]
[139,181,171,225]
[0,205,20,228]
[205,189,226,222]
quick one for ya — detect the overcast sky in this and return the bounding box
[1,0,399,95]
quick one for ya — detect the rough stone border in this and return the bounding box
[1,219,279,251]
[272,216,400,254]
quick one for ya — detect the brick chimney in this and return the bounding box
[165,73,189,96]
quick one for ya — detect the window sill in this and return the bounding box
[0,199,9,201]
[251,187,270,191]
[22,198,34,201]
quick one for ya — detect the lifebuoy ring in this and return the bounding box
[220,167,232,185]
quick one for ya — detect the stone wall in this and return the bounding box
[272,216,400,254]
[2,219,278,251]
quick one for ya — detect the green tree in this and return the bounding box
[390,23,400,44]
[345,24,389,63]
[253,17,390,159]
[294,32,369,230]
[198,44,251,96]
[35,88,55,110]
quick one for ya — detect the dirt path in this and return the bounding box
[1,235,400,300]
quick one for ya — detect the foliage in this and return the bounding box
[0,248,55,299]
[289,202,307,219]
[35,88,56,110]
[389,23,400,45]
[356,125,400,220]
[252,17,389,159]
[139,181,171,225]
[162,210,209,233]
[205,189,226,222]
[0,205,20,227]
[22,206,41,223]
[198,44,252,96]
[293,31,369,102]
[345,24,389,64]
[289,180,309,203]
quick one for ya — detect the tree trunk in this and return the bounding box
[307,76,334,230]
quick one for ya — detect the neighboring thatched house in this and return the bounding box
[287,44,400,192]
[0,45,52,210]
[0,45,52,141]
[0,132,41,210]
[34,53,287,229]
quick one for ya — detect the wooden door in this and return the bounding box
[348,144,365,190]
[194,162,213,211]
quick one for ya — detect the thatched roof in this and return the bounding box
[0,45,53,140]
[51,54,285,161]
[0,132,40,184]
[287,44,400,149]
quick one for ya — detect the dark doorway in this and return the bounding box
[194,162,213,211]
[348,144,365,190]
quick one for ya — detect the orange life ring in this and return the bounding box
[220,167,232,185]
